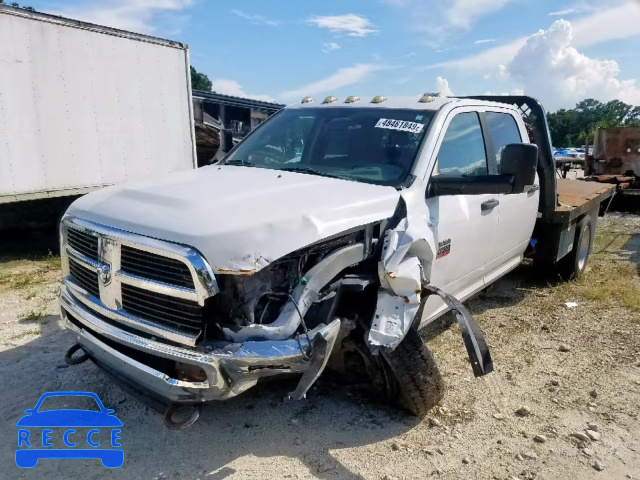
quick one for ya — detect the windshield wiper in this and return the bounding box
[278,166,347,180]
[224,159,255,167]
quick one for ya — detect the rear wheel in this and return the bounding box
[557,216,593,280]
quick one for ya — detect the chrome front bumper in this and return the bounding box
[60,283,338,404]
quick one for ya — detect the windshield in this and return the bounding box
[224,107,434,187]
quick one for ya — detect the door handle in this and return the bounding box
[481,198,499,211]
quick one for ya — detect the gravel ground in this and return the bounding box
[0,213,638,480]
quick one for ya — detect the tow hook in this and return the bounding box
[163,404,202,430]
[64,344,90,366]
[422,286,494,377]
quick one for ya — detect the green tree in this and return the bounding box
[190,66,212,91]
[547,98,640,147]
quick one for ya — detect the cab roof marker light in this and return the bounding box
[301,97,315,104]
[322,96,338,104]
[371,96,387,104]
[419,92,441,103]
[344,96,360,104]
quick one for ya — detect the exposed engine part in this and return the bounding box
[208,230,368,336]
[212,259,299,328]
[223,243,366,342]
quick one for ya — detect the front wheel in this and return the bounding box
[557,216,593,280]
[381,327,445,417]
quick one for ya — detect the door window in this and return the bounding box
[485,112,522,170]
[436,112,488,177]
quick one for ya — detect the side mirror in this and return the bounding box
[500,143,538,194]
[219,128,234,154]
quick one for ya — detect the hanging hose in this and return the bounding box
[64,344,90,366]
[163,404,202,430]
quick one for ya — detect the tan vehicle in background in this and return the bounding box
[586,126,640,198]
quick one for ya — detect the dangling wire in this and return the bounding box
[288,293,312,360]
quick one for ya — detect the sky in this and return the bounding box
[24,0,640,111]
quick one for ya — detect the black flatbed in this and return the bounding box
[551,179,615,224]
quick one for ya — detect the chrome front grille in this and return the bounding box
[68,257,100,297]
[61,217,218,347]
[67,228,99,262]
[121,245,194,289]
[121,284,203,333]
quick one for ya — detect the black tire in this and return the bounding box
[381,327,444,417]
[557,216,593,280]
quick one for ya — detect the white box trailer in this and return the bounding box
[0,5,196,228]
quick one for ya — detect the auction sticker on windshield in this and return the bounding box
[375,118,425,133]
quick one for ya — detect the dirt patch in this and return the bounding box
[0,214,638,479]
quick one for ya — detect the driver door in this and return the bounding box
[421,110,501,321]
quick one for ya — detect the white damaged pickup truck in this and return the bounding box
[59,95,614,428]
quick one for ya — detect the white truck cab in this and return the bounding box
[59,94,613,427]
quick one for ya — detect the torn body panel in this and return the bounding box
[421,286,493,377]
[287,318,341,400]
[368,291,420,352]
[368,196,437,352]
[367,194,493,380]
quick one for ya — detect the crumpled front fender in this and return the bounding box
[367,197,493,377]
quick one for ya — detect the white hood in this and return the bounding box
[67,165,401,273]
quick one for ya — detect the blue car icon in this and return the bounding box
[16,391,123,468]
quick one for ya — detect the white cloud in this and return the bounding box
[307,14,377,37]
[507,20,640,110]
[549,4,595,16]
[211,79,275,103]
[231,9,280,27]
[425,40,522,70]
[549,8,577,16]
[48,0,193,34]
[475,39,496,44]
[423,1,640,71]
[570,1,640,47]
[442,0,513,29]
[281,64,380,100]
[385,0,515,44]
[435,77,454,96]
[435,46,461,53]
[322,42,341,53]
